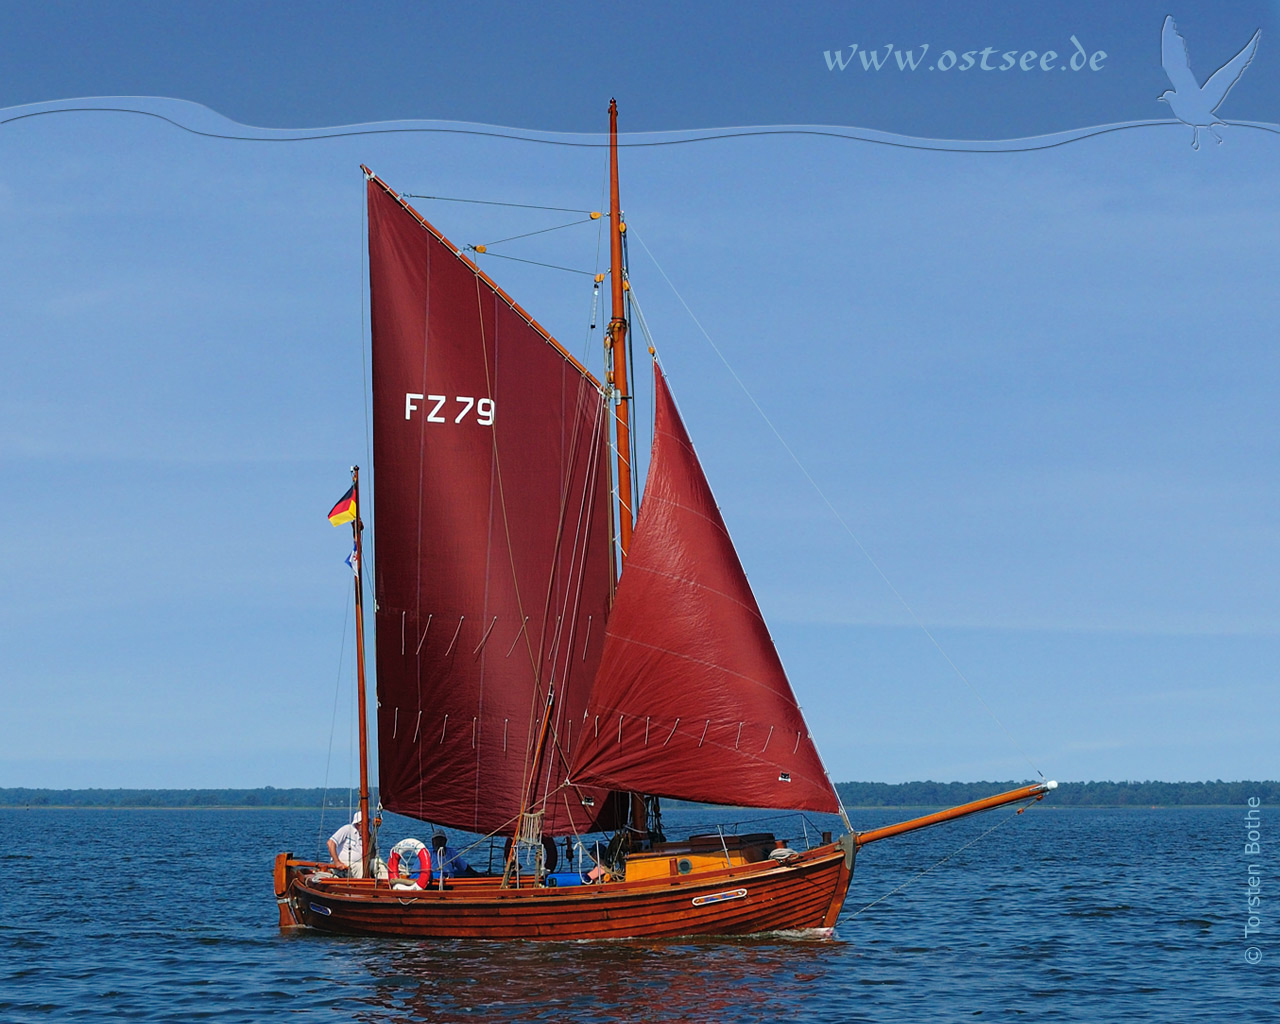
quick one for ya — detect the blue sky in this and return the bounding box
[2,2,1277,789]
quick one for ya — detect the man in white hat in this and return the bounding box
[327,811,365,878]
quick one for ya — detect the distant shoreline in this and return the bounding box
[2,780,1275,810]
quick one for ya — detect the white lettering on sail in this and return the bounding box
[404,392,497,427]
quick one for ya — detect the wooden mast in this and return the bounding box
[607,98,634,562]
[495,107,638,873]
[350,465,372,874]
[606,99,649,842]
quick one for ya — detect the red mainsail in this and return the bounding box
[570,365,839,813]
[368,177,622,836]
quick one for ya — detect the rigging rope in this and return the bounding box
[401,193,596,213]
[468,270,542,824]
[317,583,354,858]
[621,231,642,511]
[582,157,610,366]
[629,228,1046,782]
[473,216,598,249]
[531,397,608,818]
[846,801,1031,919]
[466,248,595,276]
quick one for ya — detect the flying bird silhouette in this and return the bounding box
[1159,16,1261,149]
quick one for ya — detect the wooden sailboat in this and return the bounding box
[273,101,1054,940]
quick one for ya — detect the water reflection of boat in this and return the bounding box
[353,933,838,1023]
[273,101,1054,940]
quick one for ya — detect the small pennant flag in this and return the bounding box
[345,544,359,576]
[328,486,357,526]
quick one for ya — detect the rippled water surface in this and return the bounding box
[1,806,1270,1022]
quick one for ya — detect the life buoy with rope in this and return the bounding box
[502,836,558,873]
[387,838,431,887]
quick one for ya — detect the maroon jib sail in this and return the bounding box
[570,365,840,813]
[368,178,622,836]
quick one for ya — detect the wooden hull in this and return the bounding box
[275,835,855,940]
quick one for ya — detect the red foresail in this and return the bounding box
[569,365,839,813]
[367,176,621,836]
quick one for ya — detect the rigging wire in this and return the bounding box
[628,228,1045,782]
[317,582,354,858]
[533,410,609,820]
[466,248,595,276]
[401,192,596,213]
[623,283,660,483]
[624,287,656,354]
[621,229,642,513]
[582,156,609,366]
[473,216,598,249]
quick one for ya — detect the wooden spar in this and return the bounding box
[854,780,1057,847]
[607,98,634,562]
[351,466,372,874]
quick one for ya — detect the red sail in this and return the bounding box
[570,365,840,813]
[367,177,622,836]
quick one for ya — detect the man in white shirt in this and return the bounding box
[328,811,365,878]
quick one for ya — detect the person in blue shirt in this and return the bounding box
[431,833,478,878]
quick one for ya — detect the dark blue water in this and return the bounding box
[0,805,1271,1021]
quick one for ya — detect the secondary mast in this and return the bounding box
[350,466,372,875]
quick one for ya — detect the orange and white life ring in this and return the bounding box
[387,838,431,887]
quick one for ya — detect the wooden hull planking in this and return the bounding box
[275,836,855,940]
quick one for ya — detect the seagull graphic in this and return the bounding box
[1159,15,1260,149]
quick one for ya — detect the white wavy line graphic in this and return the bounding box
[3,96,1278,152]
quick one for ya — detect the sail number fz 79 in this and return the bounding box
[404,393,496,426]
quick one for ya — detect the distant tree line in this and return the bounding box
[0,786,378,809]
[834,780,1280,807]
[3,781,1277,808]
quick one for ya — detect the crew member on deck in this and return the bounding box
[328,812,365,878]
[432,833,477,878]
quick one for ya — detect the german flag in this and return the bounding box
[328,486,357,526]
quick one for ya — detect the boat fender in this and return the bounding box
[387,838,431,886]
[768,847,801,864]
[501,836,559,873]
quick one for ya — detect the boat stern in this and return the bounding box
[274,851,312,928]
